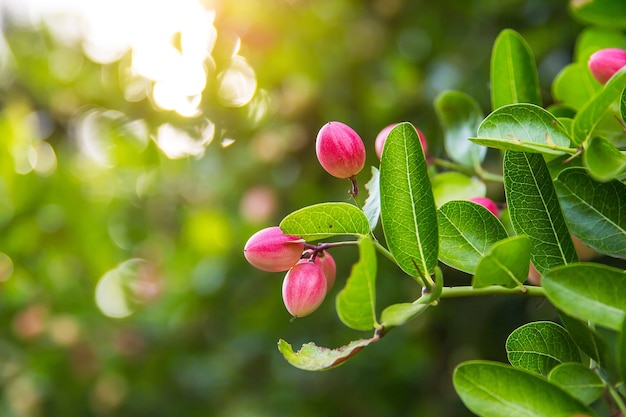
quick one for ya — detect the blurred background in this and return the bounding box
[0,0,583,416]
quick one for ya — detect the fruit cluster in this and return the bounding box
[244,120,500,318]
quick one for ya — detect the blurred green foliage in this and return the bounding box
[0,0,586,416]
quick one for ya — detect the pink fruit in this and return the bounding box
[588,48,626,84]
[375,123,428,159]
[314,251,336,290]
[282,260,327,318]
[244,226,304,272]
[469,197,500,218]
[315,121,366,179]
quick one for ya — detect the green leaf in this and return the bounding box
[552,63,601,110]
[575,27,626,63]
[453,361,597,417]
[380,122,438,279]
[548,363,605,405]
[505,321,581,376]
[277,335,379,371]
[560,312,609,367]
[380,302,429,329]
[431,172,486,208]
[438,200,508,274]
[569,0,626,29]
[490,29,541,110]
[473,235,530,289]
[362,166,380,231]
[583,136,626,182]
[554,167,626,258]
[616,318,626,382]
[336,236,378,331]
[280,202,370,241]
[572,68,626,146]
[504,151,578,274]
[471,104,573,156]
[543,263,626,331]
[621,85,626,122]
[434,90,486,168]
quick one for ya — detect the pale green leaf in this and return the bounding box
[277,336,379,371]
[583,136,626,182]
[552,62,600,110]
[431,172,486,208]
[569,0,626,29]
[548,363,605,405]
[380,302,429,329]
[362,166,380,231]
[280,202,370,241]
[473,235,530,289]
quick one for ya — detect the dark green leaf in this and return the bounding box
[543,263,626,331]
[621,85,626,122]
[504,151,578,274]
[552,63,600,110]
[431,172,486,208]
[434,90,486,168]
[619,317,626,381]
[472,104,573,155]
[280,202,370,241]
[473,235,530,289]
[572,69,626,146]
[560,313,609,367]
[362,166,380,231]
[336,236,378,331]
[490,29,541,110]
[380,122,438,280]
[453,361,597,417]
[506,321,580,376]
[277,335,379,371]
[548,363,605,405]
[555,167,626,258]
[569,0,626,29]
[438,200,508,274]
[583,136,626,182]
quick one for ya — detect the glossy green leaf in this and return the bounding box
[572,69,626,146]
[434,90,486,168]
[543,263,626,331]
[362,166,380,231]
[336,236,378,331]
[555,167,626,258]
[552,63,601,110]
[506,321,580,376]
[560,312,609,367]
[431,172,486,208]
[473,235,530,289]
[453,361,597,417]
[380,122,438,280]
[380,302,429,329]
[504,151,578,274]
[583,136,626,182]
[277,335,379,371]
[548,363,605,405]
[438,200,508,274]
[471,104,573,155]
[280,202,370,241]
[490,29,541,110]
[569,0,626,29]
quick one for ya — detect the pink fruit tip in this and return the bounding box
[282,260,327,318]
[469,197,500,218]
[315,121,366,179]
[243,226,304,272]
[588,48,626,84]
[375,123,428,159]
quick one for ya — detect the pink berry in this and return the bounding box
[315,121,366,179]
[469,197,500,218]
[282,260,327,318]
[588,48,626,84]
[244,226,304,272]
[315,251,336,290]
[375,123,428,159]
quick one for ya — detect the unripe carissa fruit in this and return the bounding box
[588,48,626,84]
[282,260,327,318]
[244,226,304,272]
[469,197,500,218]
[375,123,428,160]
[315,121,366,179]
